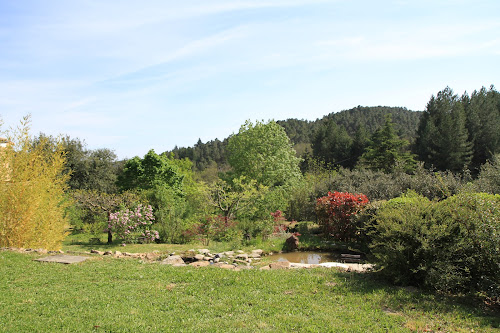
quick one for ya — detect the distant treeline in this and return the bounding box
[169,86,500,175]
[169,106,423,171]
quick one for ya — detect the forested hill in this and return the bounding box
[278,106,422,144]
[170,106,422,170]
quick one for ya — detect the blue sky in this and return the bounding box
[1,0,499,159]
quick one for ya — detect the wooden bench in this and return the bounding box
[340,254,362,263]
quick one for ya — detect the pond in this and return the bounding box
[266,251,342,264]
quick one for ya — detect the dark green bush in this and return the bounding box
[427,193,500,298]
[369,191,434,285]
[370,191,500,300]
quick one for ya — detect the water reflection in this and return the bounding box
[266,251,340,264]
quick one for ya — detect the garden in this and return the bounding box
[1,108,500,331]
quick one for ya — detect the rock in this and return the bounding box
[285,234,299,251]
[189,261,210,267]
[269,261,291,269]
[289,263,320,269]
[161,255,185,266]
[224,251,235,256]
[318,262,349,269]
[114,251,122,257]
[203,256,212,261]
[35,248,47,254]
[237,250,245,254]
[103,251,113,256]
[251,249,263,256]
[145,253,158,260]
[194,254,205,261]
[260,266,271,270]
[90,249,103,255]
[236,253,248,260]
[233,259,248,265]
[214,257,221,263]
[198,249,210,255]
[248,252,261,258]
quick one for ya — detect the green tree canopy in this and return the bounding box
[463,86,500,172]
[117,149,184,194]
[226,120,302,188]
[415,87,473,172]
[311,120,353,168]
[357,114,416,173]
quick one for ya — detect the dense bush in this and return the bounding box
[370,191,500,300]
[474,154,500,194]
[428,193,500,299]
[369,192,434,285]
[316,191,369,241]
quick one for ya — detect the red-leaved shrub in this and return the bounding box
[316,191,369,241]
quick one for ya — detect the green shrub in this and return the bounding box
[475,154,500,194]
[369,191,434,285]
[370,191,500,300]
[428,193,500,298]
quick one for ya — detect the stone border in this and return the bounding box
[2,247,373,272]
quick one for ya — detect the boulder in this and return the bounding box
[189,261,210,267]
[285,234,299,251]
[161,255,185,266]
[236,253,248,260]
[194,254,205,261]
[251,249,263,256]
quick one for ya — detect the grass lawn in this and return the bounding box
[1,250,499,332]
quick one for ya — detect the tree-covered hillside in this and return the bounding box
[170,106,422,170]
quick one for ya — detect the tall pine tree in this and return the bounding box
[463,86,500,172]
[415,87,472,172]
[357,114,416,173]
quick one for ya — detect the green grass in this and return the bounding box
[1,250,498,332]
[62,230,292,255]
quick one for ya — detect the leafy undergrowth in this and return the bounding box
[1,251,498,332]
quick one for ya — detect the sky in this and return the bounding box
[0,0,499,159]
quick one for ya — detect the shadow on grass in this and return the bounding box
[334,270,500,330]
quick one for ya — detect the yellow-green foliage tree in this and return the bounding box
[0,116,69,250]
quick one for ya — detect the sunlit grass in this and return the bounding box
[1,251,498,332]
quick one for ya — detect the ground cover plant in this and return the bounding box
[1,251,499,332]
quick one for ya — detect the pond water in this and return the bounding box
[266,251,341,264]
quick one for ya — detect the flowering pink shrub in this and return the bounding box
[107,204,158,243]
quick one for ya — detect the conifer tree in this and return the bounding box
[357,114,416,173]
[415,87,473,172]
[463,86,500,172]
[311,120,353,167]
